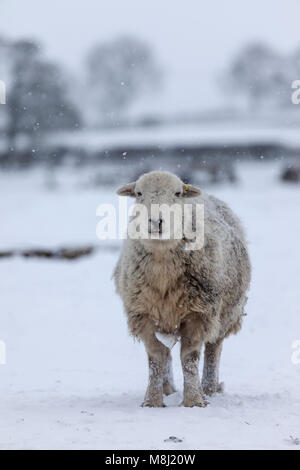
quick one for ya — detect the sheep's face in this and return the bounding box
[117,171,201,251]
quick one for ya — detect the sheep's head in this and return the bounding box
[117,171,202,251]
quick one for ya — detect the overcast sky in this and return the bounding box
[1,0,300,115]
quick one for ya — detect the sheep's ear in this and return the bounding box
[182,184,201,198]
[117,182,136,197]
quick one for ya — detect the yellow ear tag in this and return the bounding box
[185,185,189,191]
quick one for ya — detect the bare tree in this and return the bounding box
[224,43,285,110]
[86,36,161,126]
[3,39,81,150]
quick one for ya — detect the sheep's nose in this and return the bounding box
[149,217,163,223]
[149,217,163,234]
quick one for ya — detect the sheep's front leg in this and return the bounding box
[163,350,176,396]
[201,339,224,396]
[140,331,168,407]
[180,324,207,408]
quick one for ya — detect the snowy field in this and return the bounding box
[0,162,300,450]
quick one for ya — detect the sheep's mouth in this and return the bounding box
[147,232,178,242]
[148,228,163,236]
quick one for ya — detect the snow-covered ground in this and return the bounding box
[0,162,299,450]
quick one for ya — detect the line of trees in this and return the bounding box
[0,35,162,151]
[1,36,299,158]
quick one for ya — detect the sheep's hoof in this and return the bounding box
[182,395,208,408]
[202,382,225,397]
[141,399,166,408]
[182,399,208,408]
[163,383,177,396]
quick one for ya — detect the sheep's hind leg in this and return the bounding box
[163,350,176,396]
[201,339,224,396]
[180,324,207,408]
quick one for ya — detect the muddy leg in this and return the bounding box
[140,330,168,407]
[201,339,224,396]
[180,324,207,408]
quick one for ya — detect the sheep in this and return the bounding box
[114,171,251,407]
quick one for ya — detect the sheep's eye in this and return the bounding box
[136,192,142,197]
[175,192,181,197]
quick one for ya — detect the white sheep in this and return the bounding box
[114,171,251,407]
